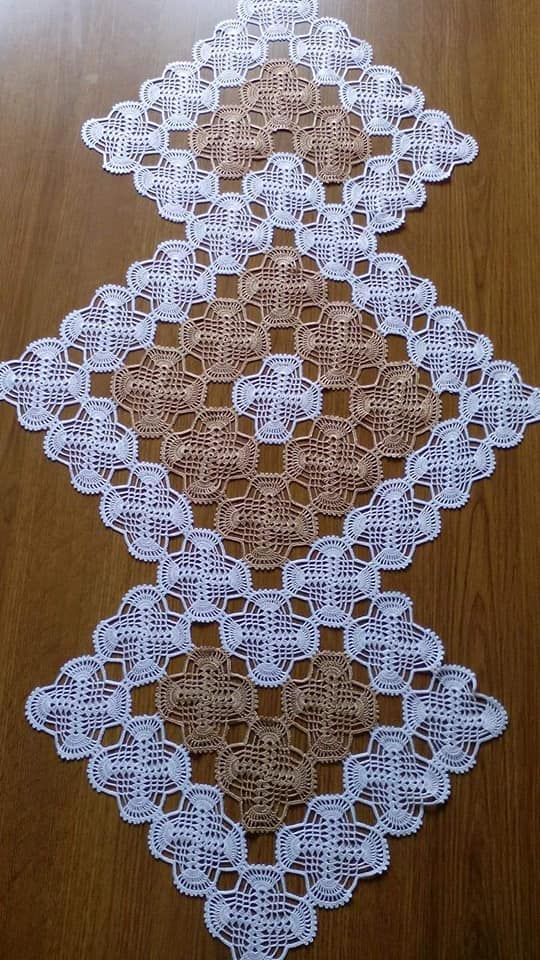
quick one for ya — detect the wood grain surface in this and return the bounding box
[1,1,538,958]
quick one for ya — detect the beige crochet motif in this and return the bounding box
[110,248,440,566]
[161,407,258,503]
[156,647,257,752]
[215,473,319,569]
[284,415,383,515]
[282,652,378,762]
[190,105,273,179]
[215,717,317,833]
[188,60,370,183]
[178,299,270,381]
[111,346,205,437]
[293,105,371,183]
[156,649,378,833]
[240,60,320,131]
[295,301,387,388]
[237,246,327,327]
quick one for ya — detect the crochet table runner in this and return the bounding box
[3,3,539,958]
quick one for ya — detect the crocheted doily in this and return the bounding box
[2,3,539,958]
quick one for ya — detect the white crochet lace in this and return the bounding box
[2,3,538,959]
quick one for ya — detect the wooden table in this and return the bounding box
[1,1,538,957]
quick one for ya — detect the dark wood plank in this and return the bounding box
[0,1,538,958]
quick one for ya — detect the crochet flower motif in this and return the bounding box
[352,252,437,335]
[344,726,451,836]
[283,537,380,626]
[403,665,508,772]
[162,408,258,503]
[92,585,191,686]
[291,19,372,85]
[87,715,191,823]
[215,717,317,832]
[232,354,323,443]
[294,105,370,183]
[190,105,273,179]
[237,246,327,327]
[139,60,218,129]
[295,204,375,281]
[134,150,219,221]
[340,64,424,133]
[126,239,215,323]
[350,361,441,456]
[218,590,319,685]
[156,647,257,751]
[186,192,272,274]
[81,100,168,174]
[295,301,387,388]
[459,361,540,448]
[344,591,444,695]
[215,474,319,569]
[44,398,138,494]
[276,794,390,908]
[282,652,378,761]
[111,347,205,437]
[157,528,252,621]
[192,20,267,88]
[149,784,247,896]
[60,284,156,372]
[154,527,251,623]
[244,153,324,229]
[205,865,317,960]
[99,461,193,560]
[25,656,131,760]
[406,419,495,509]
[240,58,319,128]
[408,305,493,391]
[0,338,89,431]
[344,479,441,569]
[178,299,270,381]
[344,156,426,232]
[284,415,383,514]
[393,108,479,182]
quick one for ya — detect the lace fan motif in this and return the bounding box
[2,3,538,959]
